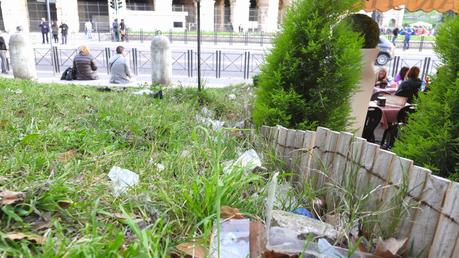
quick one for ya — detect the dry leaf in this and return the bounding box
[57,149,77,163]
[6,232,45,245]
[57,200,73,209]
[0,190,26,205]
[221,206,244,219]
[176,242,207,258]
[374,237,408,258]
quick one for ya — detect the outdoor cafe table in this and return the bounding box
[373,86,397,95]
[369,101,405,129]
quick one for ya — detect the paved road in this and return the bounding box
[20,32,442,87]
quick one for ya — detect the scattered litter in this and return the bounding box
[374,237,408,258]
[223,149,262,174]
[7,88,23,94]
[195,114,225,131]
[155,163,165,172]
[0,190,26,205]
[108,166,139,197]
[228,94,236,100]
[132,89,154,95]
[270,210,338,240]
[318,238,346,258]
[292,207,315,219]
[180,149,191,158]
[209,219,250,258]
[272,182,298,209]
[5,232,45,245]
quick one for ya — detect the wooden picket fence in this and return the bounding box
[260,125,459,258]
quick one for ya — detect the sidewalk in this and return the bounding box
[1,71,251,89]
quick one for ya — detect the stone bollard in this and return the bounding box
[9,32,37,80]
[151,36,172,86]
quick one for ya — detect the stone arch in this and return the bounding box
[214,0,231,32]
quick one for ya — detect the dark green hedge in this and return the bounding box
[393,15,459,179]
[252,0,363,131]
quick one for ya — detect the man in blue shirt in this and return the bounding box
[39,18,49,44]
[403,27,413,50]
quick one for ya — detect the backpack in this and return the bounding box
[61,67,74,81]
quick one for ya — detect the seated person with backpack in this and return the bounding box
[109,46,132,84]
[73,45,98,80]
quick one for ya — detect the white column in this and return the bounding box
[151,36,172,86]
[259,0,279,33]
[56,0,79,33]
[9,32,37,80]
[200,0,216,32]
[230,0,250,32]
[1,0,30,33]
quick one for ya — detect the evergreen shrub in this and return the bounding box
[393,15,459,179]
[252,0,363,131]
[346,14,380,48]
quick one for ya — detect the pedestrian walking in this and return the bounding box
[85,20,93,39]
[59,21,69,45]
[0,36,8,74]
[39,18,50,44]
[112,19,120,42]
[51,21,59,43]
[403,27,413,50]
[392,27,399,45]
[120,19,126,42]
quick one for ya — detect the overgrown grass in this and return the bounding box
[0,78,275,256]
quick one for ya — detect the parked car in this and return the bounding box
[376,35,395,66]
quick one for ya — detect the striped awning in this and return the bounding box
[364,0,459,12]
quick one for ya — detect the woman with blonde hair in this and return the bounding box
[73,45,98,80]
[374,68,389,88]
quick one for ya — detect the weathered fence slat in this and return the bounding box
[275,126,288,161]
[356,142,379,196]
[310,127,330,188]
[429,182,459,257]
[409,174,449,258]
[299,130,316,184]
[397,166,430,239]
[261,126,459,254]
[367,149,395,211]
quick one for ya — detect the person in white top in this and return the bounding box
[84,21,93,40]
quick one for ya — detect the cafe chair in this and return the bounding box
[362,106,382,143]
[380,105,416,150]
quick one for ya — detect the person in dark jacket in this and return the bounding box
[59,21,69,45]
[0,36,8,74]
[51,21,59,43]
[73,45,98,80]
[120,19,126,42]
[392,27,399,45]
[39,18,49,44]
[396,66,422,103]
[112,19,120,42]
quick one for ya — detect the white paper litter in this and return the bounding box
[132,89,154,95]
[155,163,165,172]
[223,149,262,174]
[228,94,236,100]
[108,166,139,196]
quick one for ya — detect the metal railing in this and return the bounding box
[33,47,440,81]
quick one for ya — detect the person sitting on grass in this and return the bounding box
[109,46,132,84]
[374,68,389,88]
[73,45,98,80]
[396,66,422,103]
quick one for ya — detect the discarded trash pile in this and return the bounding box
[171,153,408,258]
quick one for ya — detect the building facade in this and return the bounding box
[0,0,292,33]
